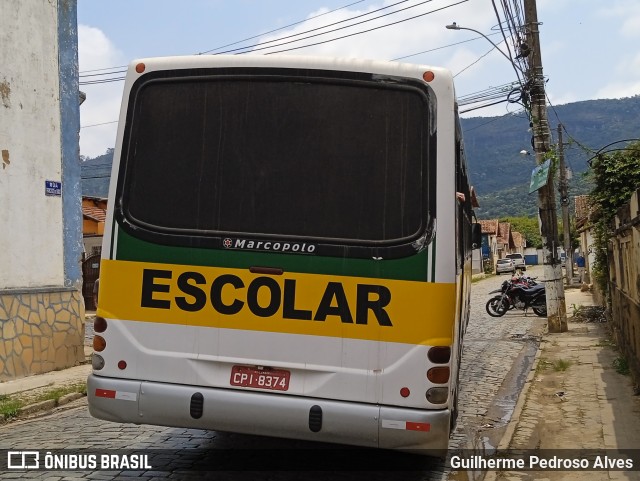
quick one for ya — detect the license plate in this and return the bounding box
[230,366,290,391]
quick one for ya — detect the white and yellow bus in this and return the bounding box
[88,55,480,452]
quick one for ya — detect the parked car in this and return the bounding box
[496,258,516,275]
[505,253,526,271]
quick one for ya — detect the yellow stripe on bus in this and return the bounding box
[97,259,456,345]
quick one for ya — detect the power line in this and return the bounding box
[80,0,369,74]
[216,0,432,55]
[454,39,506,77]
[264,0,469,55]
[463,109,525,132]
[78,0,470,79]
[80,77,125,85]
[490,0,523,86]
[198,0,368,54]
[391,31,502,60]
[81,120,119,129]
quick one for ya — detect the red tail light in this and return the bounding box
[94,316,107,333]
[428,346,451,364]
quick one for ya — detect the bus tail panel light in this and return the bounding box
[93,335,106,352]
[428,346,451,364]
[427,366,450,384]
[94,316,107,333]
[426,387,448,404]
[92,354,105,370]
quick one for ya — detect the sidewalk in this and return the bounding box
[0,314,95,404]
[486,286,640,481]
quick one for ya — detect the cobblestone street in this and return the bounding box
[449,267,545,456]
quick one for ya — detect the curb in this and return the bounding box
[2,392,87,424]
[483,339,545,481]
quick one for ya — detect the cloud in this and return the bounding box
[78,25,126,158]
[251,0,516,115]
[594,51,640,99]
[253,0,497,63]
[595,81,640,100]
[597,0,640,38]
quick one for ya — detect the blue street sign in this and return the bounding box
[45,180,62,196]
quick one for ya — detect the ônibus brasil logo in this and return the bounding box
[222,238,316,254]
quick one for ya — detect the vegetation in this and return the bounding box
[499,216,542,248]
[34,383,87,403]
[586,141,640,292]
[552,359,572,372]
[463,96,640,218]
[613,356,630,376]
[0,395,22,419]
[0,383,86,421]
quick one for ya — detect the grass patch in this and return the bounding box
[34,383,87,404]
[0,382,87,421]
[0,396,25,419]
[552,359,572,372]
[536,359,552,373]
[613,356,630,375]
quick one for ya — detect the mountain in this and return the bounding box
[81,96,640,217]
[463,96,640,217]
[81,149,113,198]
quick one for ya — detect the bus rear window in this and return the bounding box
[122,74,431,245]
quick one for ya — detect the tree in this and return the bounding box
[500,216,542,249]
[588,141,640,292]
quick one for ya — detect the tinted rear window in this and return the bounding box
[121,72,432,245]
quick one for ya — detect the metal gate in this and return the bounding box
[82,253,101,311]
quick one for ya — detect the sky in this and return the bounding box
[77,0,640,158]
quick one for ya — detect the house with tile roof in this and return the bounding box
[477,219,530,271]
[478,219,499,272]
[512,231,526,254]
[81,196,106,311]
[82,196,107,255]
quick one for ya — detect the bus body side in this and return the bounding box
[88,55,471,452]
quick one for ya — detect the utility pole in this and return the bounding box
[524,0,567,332]
[557,124,574,285]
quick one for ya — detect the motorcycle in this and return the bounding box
[485,277,547,317]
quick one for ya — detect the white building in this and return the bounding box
[0,1,84,380]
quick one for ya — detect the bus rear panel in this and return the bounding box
[88,55,469,452]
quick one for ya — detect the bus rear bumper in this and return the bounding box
[87,374,451,452]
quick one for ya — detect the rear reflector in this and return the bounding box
[382,420,431,432]
[95,389,137,401]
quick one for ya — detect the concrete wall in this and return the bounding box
[0,2,65,287]
[0,0,84,381]
[609,189,640,381]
